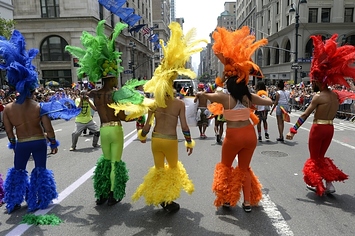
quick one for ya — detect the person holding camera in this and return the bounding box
[70,90,100,151]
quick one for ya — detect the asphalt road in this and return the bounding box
[0,110,355,236]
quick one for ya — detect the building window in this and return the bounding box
[261,16,264,26]
[345,8,354,22]
[284,40,291,63]
[321,8,331,23]
[40,36,70,61]
[308,8,318,23]
[42,70,72,87]
[99,4,103,20]
[266,48,270,66]
[286,15,290,26]
[41,0,59,18]
[268,10,271,21]
[276,22,278,32]
[276,2,279,15]
[274,46,279,64]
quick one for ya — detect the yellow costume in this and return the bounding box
[132,22,207,211]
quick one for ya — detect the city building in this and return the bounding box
[11,0,173,88]
[237,0,355,85]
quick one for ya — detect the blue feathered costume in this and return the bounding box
[0,30,79,213]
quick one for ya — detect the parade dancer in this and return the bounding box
[200,26,271,212]
[132,22,207,212]
[286,34,355,196]
[66,20,151,206]
[0,30,79,213]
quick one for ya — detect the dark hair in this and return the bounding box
[256,81,266,91]
[226,76,252,103]
[277,80,285,90]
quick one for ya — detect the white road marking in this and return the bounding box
[261,194,294,236]
[6,132,138,236]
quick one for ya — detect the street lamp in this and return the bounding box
[289,0,307,85]
[129,42,136,79]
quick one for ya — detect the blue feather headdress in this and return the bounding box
[0,30,39,104]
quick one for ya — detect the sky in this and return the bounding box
[175,0,228,70]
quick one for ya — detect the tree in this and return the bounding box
[0,18,16,39]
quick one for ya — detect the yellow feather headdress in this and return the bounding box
[212,26,268,84]
[143,22,208,108]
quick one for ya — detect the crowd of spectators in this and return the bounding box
[1,80,355,132]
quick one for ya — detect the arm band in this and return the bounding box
[137,129,147,141]
[8,137,16,149]
[290,117,305,134]
[47,137,60,149]
[183,130,195,148]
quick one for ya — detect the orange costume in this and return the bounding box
[209,26,268,209]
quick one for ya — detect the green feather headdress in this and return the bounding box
[65,20,127,83]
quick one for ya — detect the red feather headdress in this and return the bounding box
[212,26,268,84]
[310,34,355,87]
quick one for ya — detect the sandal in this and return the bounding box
[242,203,251,213]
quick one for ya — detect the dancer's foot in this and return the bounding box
[96,196,108,205]
[242,202,251,213]
[325,182,336,194]
[222,202,230,208]
[7,204,21,214]
[107,191,121,206]
[160,201,180,212]
[306,185,317,192]
[265,133,269,139]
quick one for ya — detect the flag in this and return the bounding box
[141,26,151,35]
[250,28,255,36]
[124,13,142,27]
[98,0,126,15]
[148,34,159,43]
[129,24,147,33]
[154,42,161,51]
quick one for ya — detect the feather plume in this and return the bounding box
[212,26,268,84]
[143,22,208,108]
[0,30,39,104]
[65,20,127,82]
[310,34,355,87]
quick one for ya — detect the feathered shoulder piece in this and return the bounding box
[108,79,155,121]
[0,30,39,104]
[212,26,268,84]
[40,94,81,121]
[143,22,208,108]
[65,20,127,83]
[310,34,355,87]
[257,90,268,97]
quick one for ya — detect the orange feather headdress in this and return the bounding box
[212,26,268,84]
[310,34,355,87]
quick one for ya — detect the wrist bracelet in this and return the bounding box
[47,137,60,148]
[185,139,195,148]
[290,127,297,134]
[137,129,147,141]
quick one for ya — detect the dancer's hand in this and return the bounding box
[50,147,58,154]
[187,147,193,156]
[286,132,294,140]
[140,139,146,144]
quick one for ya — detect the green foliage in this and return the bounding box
[0,18,15,39]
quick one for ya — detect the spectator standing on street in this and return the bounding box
[194,83,209,139]
[132,22,207,212]
[286,34,355,196]
[69,89,100,151]
[201,26,270,212]
[255,81,270,141]
[270,80,291,142]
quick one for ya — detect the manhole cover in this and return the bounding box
[261,151,288,157]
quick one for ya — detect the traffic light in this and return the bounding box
[128,62,132,69]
